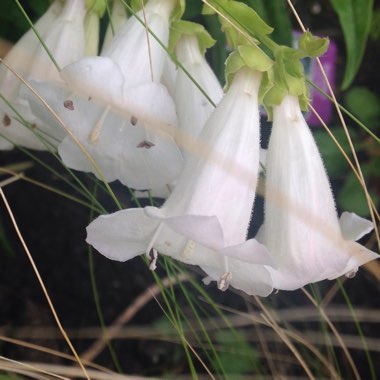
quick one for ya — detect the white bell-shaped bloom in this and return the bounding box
[31,0,183,190]
[103,0,128,50]
[261,95,379,290]
[86,68,273,296]
[174,34,223,159]
[0,0,86,150]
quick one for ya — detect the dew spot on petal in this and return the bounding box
[2,114,11,127]
[64,100,74,110]
[137,140,155,149]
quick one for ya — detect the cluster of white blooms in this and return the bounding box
[0,0,378,296]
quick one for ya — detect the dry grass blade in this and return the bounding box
[0,172,23,187]
[254,297,316,380]
[0,355,69,380]
[0,360,159,380]
[301,288,361,380]
[0,188,91,380]
[0,335,115,374]
[309,104,380,223]
[286,0,380,252]
[81,274,188,362]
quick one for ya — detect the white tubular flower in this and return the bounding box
[173,23,223,159]
[262,95,379,291]
[86,68,273,296]
[103,0,128,50]
[0,0,86,150]
[31,0,183,190]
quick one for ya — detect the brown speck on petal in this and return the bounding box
[88,96,92,101]
[2,114,11,127]
[137,140,155,149]
[31,123,37,129]
[64,100,74,110]
[130,115,138,125]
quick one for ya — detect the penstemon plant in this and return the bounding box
[0,0,379,378]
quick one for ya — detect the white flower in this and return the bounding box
[0,0,86,150]
[173,33,223,159]
[261,95,379,290]
[102,0,128,50]
[25,0,183,190]
[86,68,273,296]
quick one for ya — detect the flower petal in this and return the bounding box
[339,212,374,242]
[327,241,379,280]
[220,238,273,265]
[86,208,159,262]
[122,82,178,133]
[201,263,273,296]
[145,206,224,250]
[60,57,125,105]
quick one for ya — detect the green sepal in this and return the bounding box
[299,31,329,58]
[221,23,259,48]
[224,44,273,89]
[202,0,273,48]
[131,0,185,21]
[238,45,273,72]
[84,10,100,56]
[171,0,185,21]
[169,20,215,55]
[298,93,310,112]
[85,0,107,16]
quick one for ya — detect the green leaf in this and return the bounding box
[210,330,259,376]
[338,162,380,217]
[314,126,360,177]
[344,86,380,127]
[330,0,374,89]
[203,0,273,47]
[245,0,292,46]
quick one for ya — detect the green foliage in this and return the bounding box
[244,0,292,46]
[314,126,360,177]
[330,0,374,89]
[0,0,48,41]
[369,7,380,40]
[0,375,23,380]
[169,20,216,55]
[338,161,380,216]
[210,330,259,377]
[344,87,380,127]
[0,218,15,257]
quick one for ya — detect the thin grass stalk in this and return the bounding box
[301,288,361,380]
[0,187,91,380]
[336,279,376,380]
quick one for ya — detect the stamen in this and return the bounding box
[89,106,110,144]
[145,223,163,271]
[218,255,232,291]
[148,248,158,271]
[218,272,232,292]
